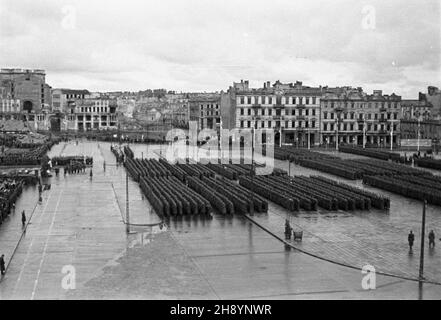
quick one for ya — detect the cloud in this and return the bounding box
[0,0,439,97]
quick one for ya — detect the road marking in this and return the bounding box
[30,189,63,300]
[12,190,54,297]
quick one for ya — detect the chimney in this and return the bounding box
[267,81,270,88]
[263,82,266,89]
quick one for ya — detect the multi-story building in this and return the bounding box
[0,68,52,114]
[0,98,21,121]
[320,88,401,147]
[225,80,322,146]
[189,93,221,131]
[401,99,433,121]
[63,97,118,131]
[51,88,90,113]
[400,119,441,152]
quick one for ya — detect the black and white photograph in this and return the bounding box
[0,0,440,306]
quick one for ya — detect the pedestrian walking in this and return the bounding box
[408,230,415,252]
[21,210,26,227]
[90,169,93,180]
[103,161,106,172]
[429,230,436,248]
[0,254,5,275]
[284,219,292,240]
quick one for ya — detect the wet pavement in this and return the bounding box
[0,141,440,299]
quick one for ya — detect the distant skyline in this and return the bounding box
[0,0,439,98]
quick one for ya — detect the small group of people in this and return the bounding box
[63,162,87,175]
[408,230,438,252]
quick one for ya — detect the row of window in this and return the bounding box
[201,111,219,116]
[239,120,317,129]
[238,96,318,106]
[200,104,219,109]
[79,106,109,113]
[239,108,317,117]
[323,101,400,109]
[323,123,398,131]
[323,112,399,120]
[77,115,117,121]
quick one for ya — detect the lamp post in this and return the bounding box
[417,116,422,152]
[126,171,130,234]
[363,115,367,149]
[250,112,256,217]
[390,121,394,151]
[335,107,344,151]
[307,128,311,150]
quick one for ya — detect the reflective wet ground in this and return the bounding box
[0,141,440,299]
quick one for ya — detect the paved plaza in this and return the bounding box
[0,141,440,299]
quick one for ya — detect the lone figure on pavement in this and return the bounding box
[284,219,292,240]
[0,254,5,275]
[408,230,415,252]
[429,230,436,248]
[21,210,26,227]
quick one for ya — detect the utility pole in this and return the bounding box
[417,117,421,152]
[126,171,130,234]
[419,200,427,281]
[307,129,311,150]
[279,127,282,148]
[390,121,394,151]
[363,117,367,149]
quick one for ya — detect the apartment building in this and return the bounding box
[226,80,322,147]
[320,88,402,147]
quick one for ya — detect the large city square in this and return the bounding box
[0,0,440,304]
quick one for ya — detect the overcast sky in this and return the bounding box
[0,0,439,97]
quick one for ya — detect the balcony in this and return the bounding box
[379,107,387,112]
[252,103,261,108]
[274,104,285,109]
[297,104,306,109]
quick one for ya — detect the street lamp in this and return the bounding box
[335,107,344,151]
[417,116,422,153]
[249,109,257,216]
[390,120,394,151]
[362,114,367,149]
